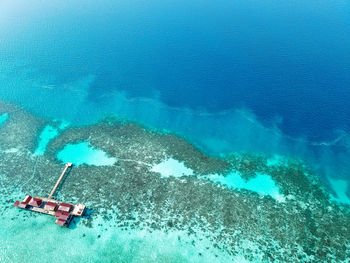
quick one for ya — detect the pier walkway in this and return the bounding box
[14,163,86,227]
[48,162,72,200]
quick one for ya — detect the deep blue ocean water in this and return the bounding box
[1,1,350,261]
[1,0,350,183]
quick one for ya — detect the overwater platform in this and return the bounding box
[14,163,86,227]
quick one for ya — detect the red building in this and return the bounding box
[55,219,66,226]
[57,202,72,212]
[23,195,32,203]
[44,201,57,211]
[28,197,43,207]
[18,202,28,209]
[55,210,71,226]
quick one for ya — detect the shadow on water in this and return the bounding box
[68,208,94,229]
[69,217,80,229]
[83,208,94,218]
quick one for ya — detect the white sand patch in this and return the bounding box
[328,177,350,205]
[34,120,69,156]
[33,125,59,156]
[0,113,8,126]
[57,142,117,166]
[205,172,285,202]
[151,158,194,178]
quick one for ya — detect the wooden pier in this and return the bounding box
[48,162,72,200]
[14,163,86,227]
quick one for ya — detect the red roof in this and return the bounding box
[18,202,27,208]
[59,202,72,207]
[23,196,32,203]
[58,203,72,212]
[55,210,69,216]
[28,198,42,207]
[59,214,69,220]
[55,211,62,217]
[44,202,57,211]
[45,201,57,207]
[55,219,65,226]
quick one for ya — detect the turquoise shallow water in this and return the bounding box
[57,142,117,166]
[1,67,349,192]
[0,113,8,126]
[0,103,349,262]
[34,120,69,156]
[1,0,350,261]
[34,125,59,156]
[0,0,349,189]
[328,177,350,205]
[151,158,285,202]
[206,172,285,202]
[0,200,231,263]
